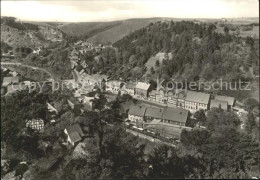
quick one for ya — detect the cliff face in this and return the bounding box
[1,22,64,48]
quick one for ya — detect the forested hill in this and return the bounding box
[110,21,259,82]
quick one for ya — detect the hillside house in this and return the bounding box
[128,105,147,128]
[161,107,189,126]
[184,91,210,113]
[64,124,84,146]
[2,76,20,87]
[135,82,151,98]
[144,107,164,123]
[6,84,27,95]
[214,95,235,111]
[26,119,44,132]
[210,99,228,111]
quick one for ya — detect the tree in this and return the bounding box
[147,145,186,179]
[194,109,206,126]
[224,26,229,34]
[244,112,256,134]
[155,60,160,67]
[150,67,155,75]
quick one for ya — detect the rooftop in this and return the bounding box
[135,82,150,91]
[65,124,84,143]
[210,99,228,111]
[185,91,210,104]
[162,107,189,124]
[125,81,136,89]
[145,107,164,119]
[128,105,146,117]
[215,95,235,106]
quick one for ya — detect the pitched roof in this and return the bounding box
[6,84,27,94]
[135,82,150,91]
[210,99,228,110]
[66,124,84,143]
[162,107,189,124]
[185,91,210,104]
[107,80,123,88]
[145,107,164,119]
[128,105,146,117]
[125,81,136,89]
[215,95,235,106]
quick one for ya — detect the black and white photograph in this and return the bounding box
[1,0,259,179]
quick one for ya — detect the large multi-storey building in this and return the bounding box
[184,91,210,113]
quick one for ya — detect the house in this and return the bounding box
[166,90,176,106]
[171,90,186,108]
[26,119,44,131]
[106,80,124,94]
[78,95,94,110]
[155,89,166,104]
[64,124,84,146]
[148,90,157,101]
[6,84,27,95]
[128,105,147,128]
[184,91,210,113]
[210,99,228,111]
[2,76,20,87]
[124,81,136,95]
[135,82,151,98]
[67,98,82,110]
[144,107,164,123]
[214,95,235,110]
[161,107,189,126]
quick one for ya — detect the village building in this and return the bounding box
[106,80,124,94]
[6,84,27,95]
[135,82,151,98]
[128,105,147,128]
[64,124,84,146]
[155,88,166,104]
[214,95,235,111]
[2,76,20,87]
[78,95,95,110]
[26,119,44,131]
[124,81,136,95]
[210,99,228,111]
[184,91,210,113]
[161,107,189,126]
[148,90,157,101]
[144,107,164,123]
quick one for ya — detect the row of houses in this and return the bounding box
[105,80,235,113]
[68,70,235,114]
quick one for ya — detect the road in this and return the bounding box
[1,62,58,81]
[126,128,176,147]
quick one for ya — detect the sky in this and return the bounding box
[1,0,259,22]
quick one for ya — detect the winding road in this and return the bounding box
[1,62,57,81]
